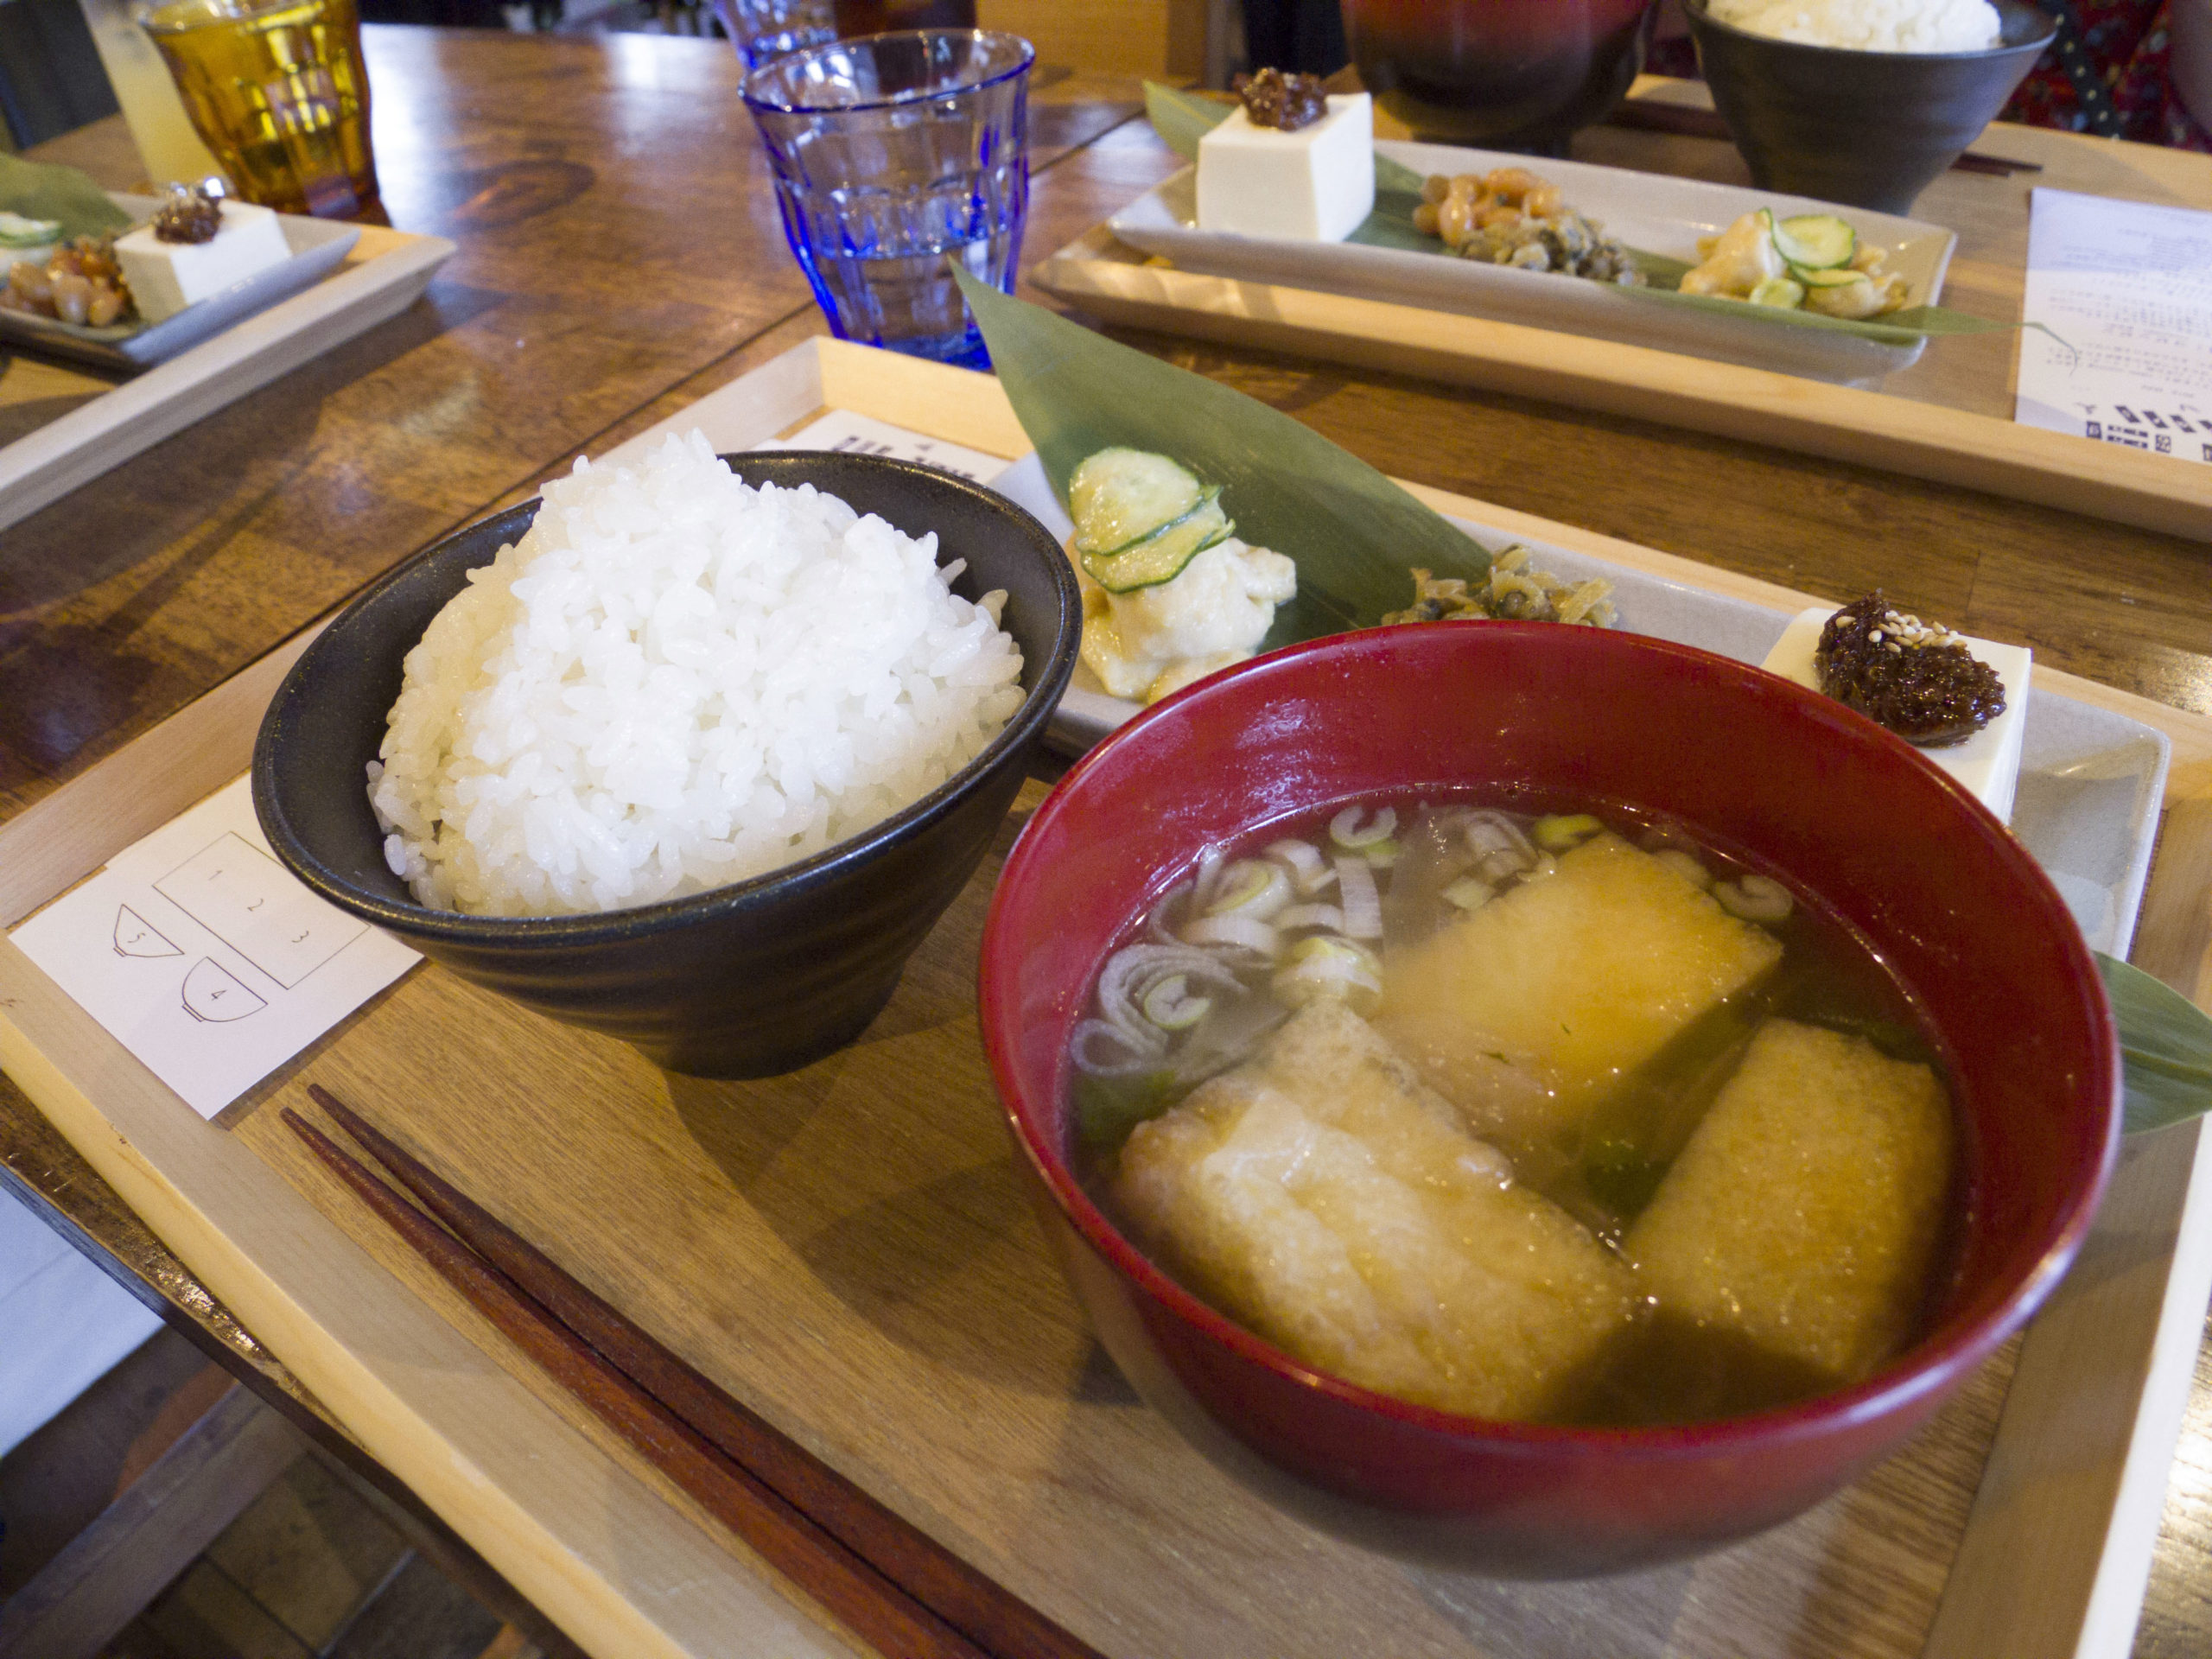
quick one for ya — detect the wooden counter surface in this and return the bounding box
[2,27,2209,1654]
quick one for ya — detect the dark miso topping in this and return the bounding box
[152,182,223,245]
[1814,592,2005,748]
[1233,67,1328,131]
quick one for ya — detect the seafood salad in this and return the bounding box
[1681,209,1909,321]
[1067,448,1297,704]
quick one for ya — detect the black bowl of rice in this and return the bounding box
[254,439,1081,1077]
[1684,0,2057,214]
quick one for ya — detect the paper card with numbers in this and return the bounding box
[10,775,419,1118]
[2014,188,2212,466]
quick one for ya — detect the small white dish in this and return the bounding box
[1762,604,2032,822]
[0,193,360,372]
[1107,139,1958,386]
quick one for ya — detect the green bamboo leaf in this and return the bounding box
[952,269,1489,647]
[2097,954,2212,1135]
[0,154,134,239]
[1617,282,2063,348]
[1373,153,1426,194]
[1345,188,1441,254]
[1143,80,1233,162]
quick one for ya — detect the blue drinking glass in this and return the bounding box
[711,0,838,71]
[743,30,1033,371]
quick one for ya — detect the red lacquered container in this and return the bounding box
[979,623,2117,1576]
[1344,0,1656,150]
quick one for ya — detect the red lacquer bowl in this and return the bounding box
[1344,0,1656,150]
[978,623,2117,1576]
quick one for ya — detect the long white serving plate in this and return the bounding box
[0,220,454,535]
[988,450,2167,960]
[1106,140,1958,387]
[0,193,360,371]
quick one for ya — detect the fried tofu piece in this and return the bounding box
[1625,1019,1952,1386]
[1376,832,1783,1156]
[1116,1001,1634,1421]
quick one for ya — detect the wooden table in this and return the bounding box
[3,26,2209,1655]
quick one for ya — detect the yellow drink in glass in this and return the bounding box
[139,0,379,219]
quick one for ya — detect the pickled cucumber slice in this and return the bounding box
[1071,448,1207,556]
[0,212,60,249]
[1747,276,1806,309]
[1772,213,1856,271]
[1081,494,1233,593]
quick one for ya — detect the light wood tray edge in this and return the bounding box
[4,335,2210,1659]
[1030,234,2212,546]
[0,337,873,1659]
[0,226,458,536]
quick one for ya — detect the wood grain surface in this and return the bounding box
[5,31,2212,1659]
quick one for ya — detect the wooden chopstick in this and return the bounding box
[1603,99,2044,175]
[282,1107,992,1659]
[297,1085,1108,1659]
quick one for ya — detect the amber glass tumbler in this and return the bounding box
[140,0,378,219]
[1343,0,1655,151]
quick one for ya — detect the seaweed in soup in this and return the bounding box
[1070,798,1960,1427]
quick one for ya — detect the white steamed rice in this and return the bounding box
[368,430,1026,918]
[1707,0,2002,51]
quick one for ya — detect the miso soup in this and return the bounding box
[1069,797,1960,1427]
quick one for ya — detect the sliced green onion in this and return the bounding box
[1264,837,1334,895]
[1141,973,1213,1031]
[1183,913,1282,957]
[1652,848,1713,889]
[1271,935,1382,1016]
[1333,855,1383,938]
[1207,859,1291,920]
[1277,902,1346,931]
[1442,876,1494,911]
[1330,805,1397,849]
[1713,873,1792,924]
[1534,814,1603,852]
[1363,838,1400,868]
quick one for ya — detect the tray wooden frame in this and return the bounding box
[0,222,455,535]
[1028,84,2212,545]
[3,338,2210,1659]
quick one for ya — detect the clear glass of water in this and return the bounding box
[711,0,837,71]
[743,31,1033,370]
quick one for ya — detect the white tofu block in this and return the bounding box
[1196,92,1376,244]
[1763,604,2031,822]
[114,200,295,324]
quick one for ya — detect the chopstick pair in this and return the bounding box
[285,1084,1103,1659]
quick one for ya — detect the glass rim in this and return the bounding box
[741,29,1036,116]
[137,0,323,31]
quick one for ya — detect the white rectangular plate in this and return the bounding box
[1108,141,1958,386]
[991,449,2167,958]
[0,194,361,370]
[0,222,454,535]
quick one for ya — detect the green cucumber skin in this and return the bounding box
[1773,213,1856,271]
[1081,505,1235,594]
[1080,486,1222,559]
[1071,448,1205,555]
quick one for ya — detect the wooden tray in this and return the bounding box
[0,220,454,535]
[5,339,2212,1659]
[1029,83,2212,545]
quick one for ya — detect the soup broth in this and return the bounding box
[1070,796,1961,1428]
